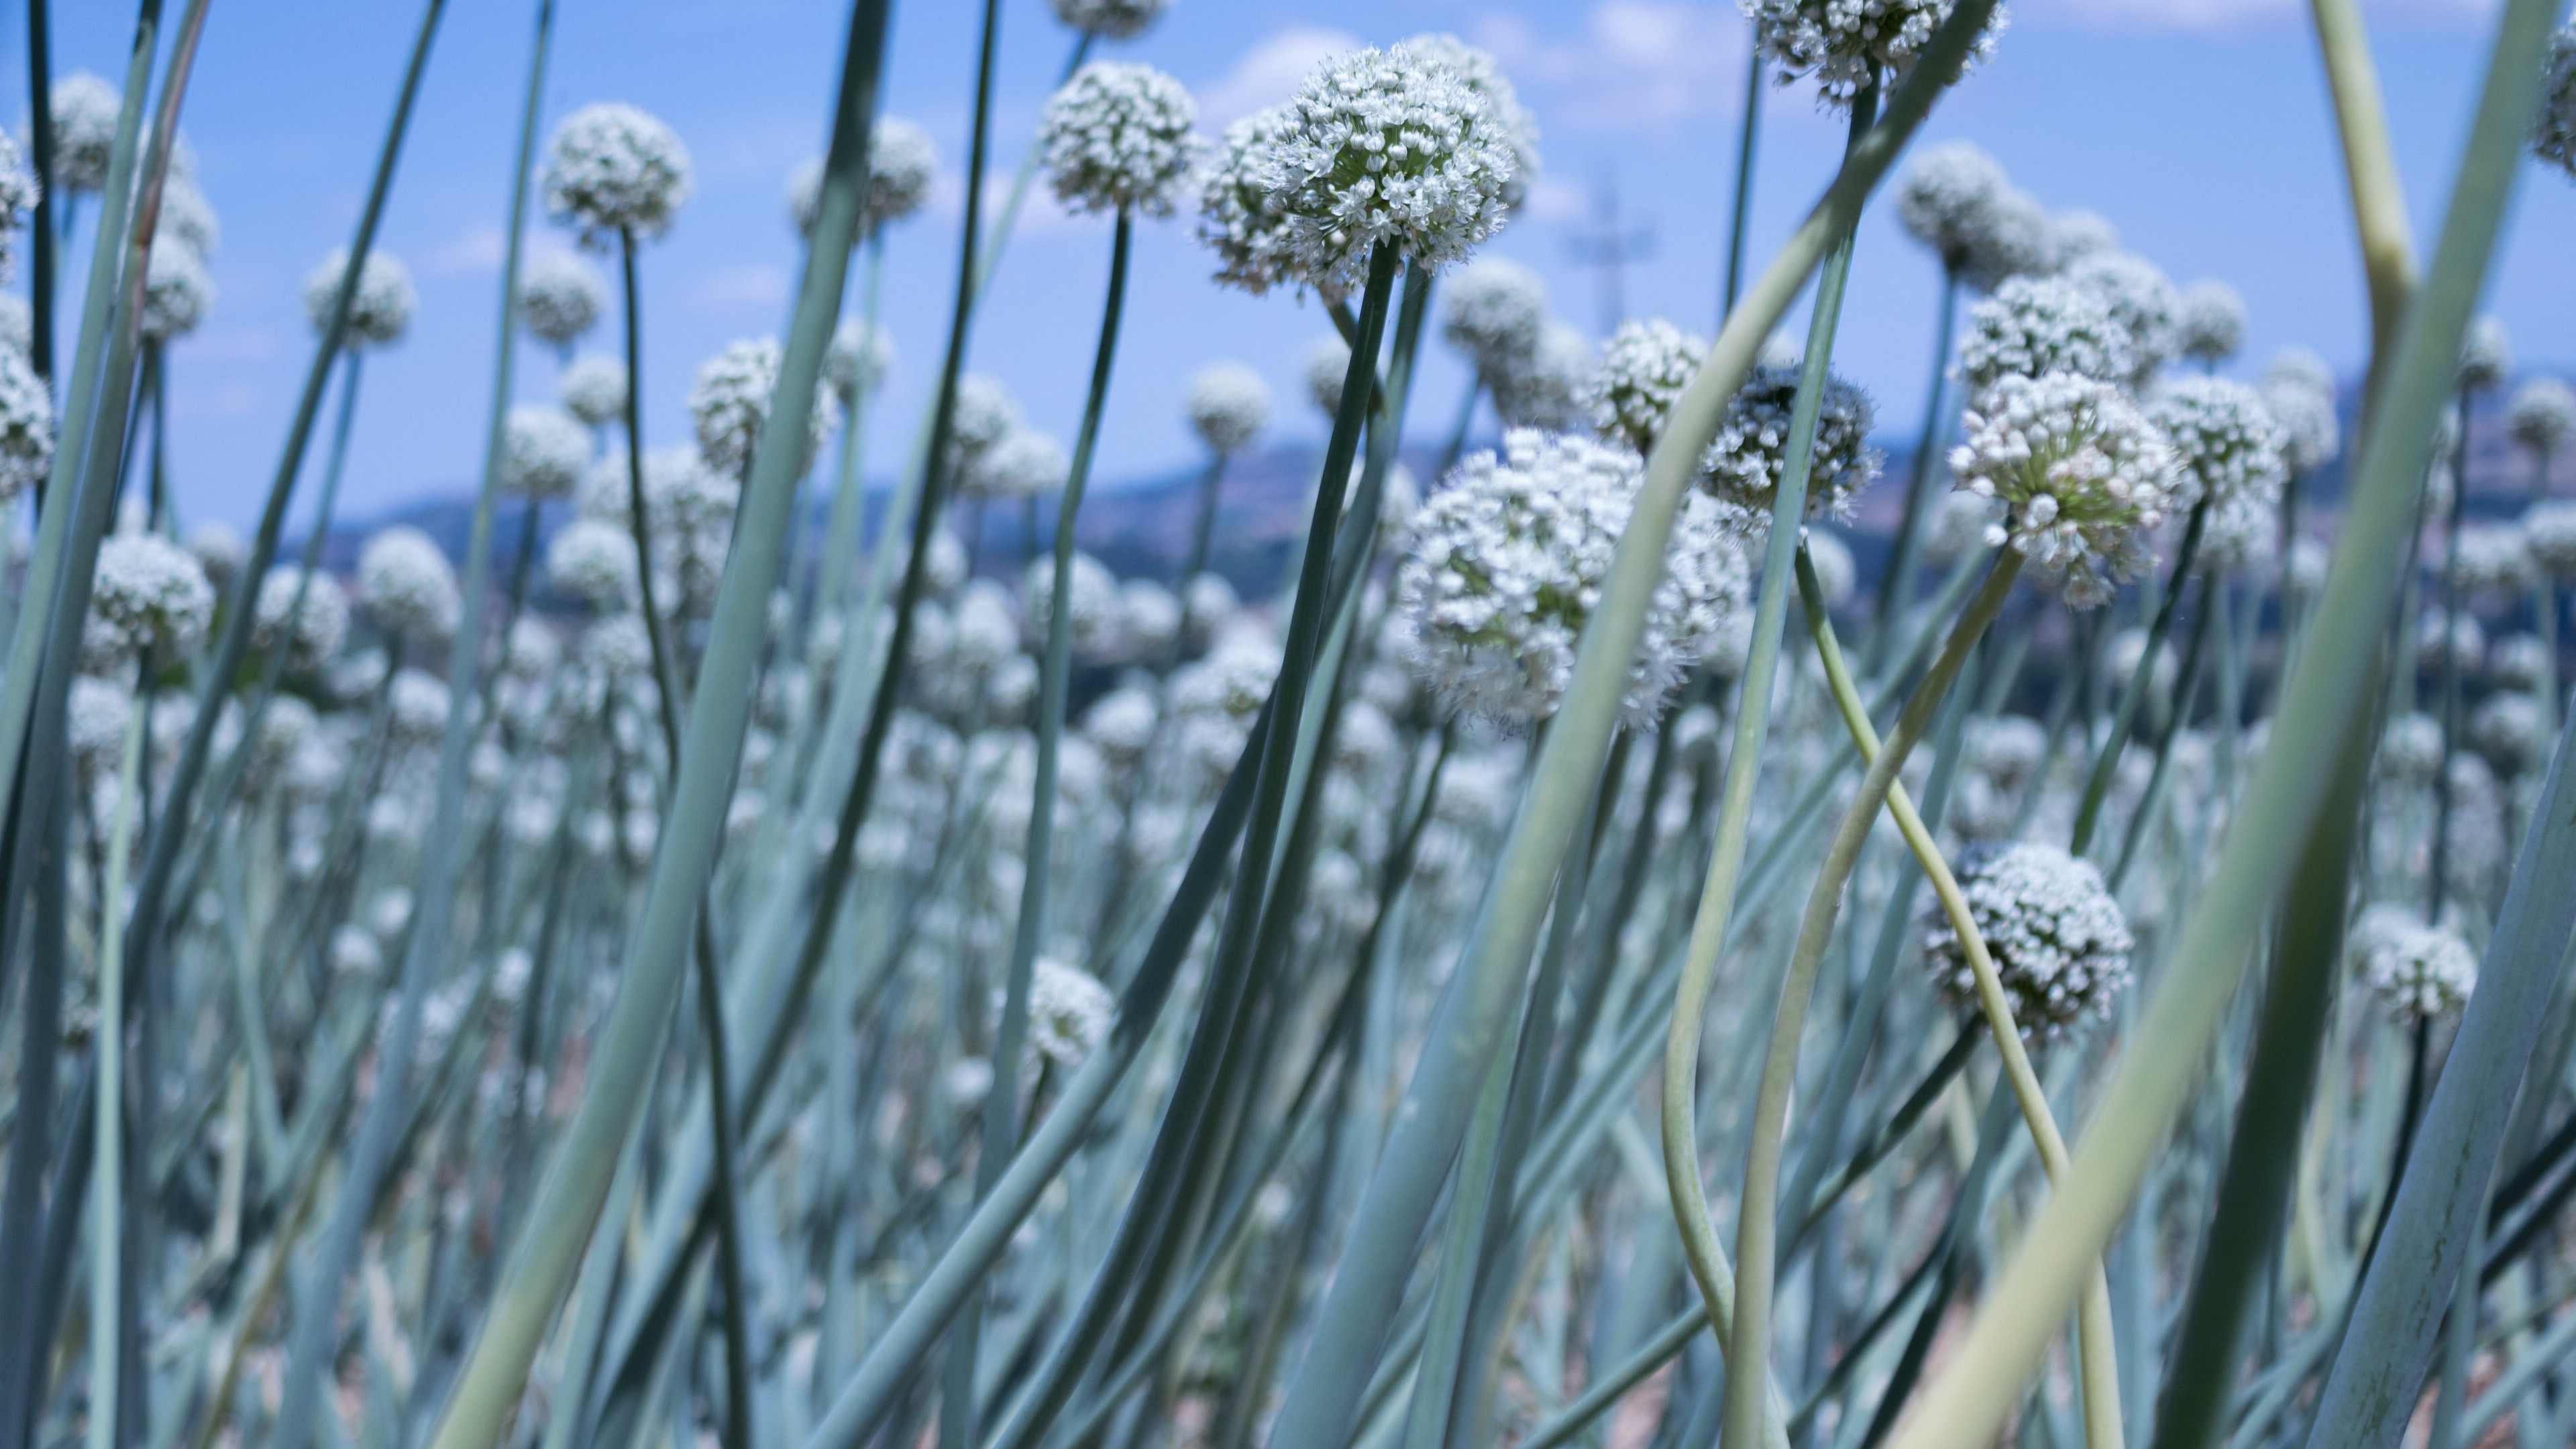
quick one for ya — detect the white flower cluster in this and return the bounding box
[2349,904,2477,1022]
[1185,362,1271,453]
[2510,377,2576,458]
[518,253,603,348]
[562,354,628,429]
[358,526,462,641]
[1253,44,1519,289]
[0,347,53,502]
[2062,252,2178,387]
[795,117,943,239]
[2175,280,2245,365]
[84,533,214,670]
[1587,318,1706,456]
[1920,841,2133,1038]
[1440,256,1547,371]
[1041,62,1201,217]
[1949,371,2178,607]
[502,405,591,500]
[949,374,1021,469]
[2526,499,2576,582]
[142,244,215,343]
[2541,24,2576,181]
[1024,551,1121,657]
[688,336,841,476]
[1746,0,2007,111]
[1894,140,2046,291]
[52,72,119,193]
[1394,429,1750,729]
[826,319,893,404]
[543,103,692,247]
[304,248,415,348]
[1050,0,1169,39]
[68,675,133,782]
[1492,323,1593,431]
[1401,34,1542,213]
[971,429,1069,502]
[2452,523,2532,596]
[0,131,36,283]
[2261,356,2341,478]
[1303,336,1351,418]
[2148,378,2286,572]
[547,518,640,608]
[1197,106,1299,295]
[1026,957,1116,1067]
[2459,315,2512,393]
[1696,364,1882,529]
[253,566,350,670]
[1957,275,2133,402]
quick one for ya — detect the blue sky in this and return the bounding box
[23,0,2572,530]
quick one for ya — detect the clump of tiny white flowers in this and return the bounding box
[547,519,639,608]
[1588,318,1707,456]
[1402,34,1542,213]
[84,533,214,670]
[1921,841,2133,1038]
[1949,370,2178,607]
[0,133,35,281]
[1697,364,1882,528]
[253,567,350,670]
[141,245,215,342]
[1303,336,1351,419]
[1050,0,1169,39]
[2459,315,2512,393]
[358,526,462,642]
[304,248,415,348]
[51,72,120,193]
[502,405,591,500]
[1746,0,2007,111]
[2525,500,2576,581]
[1041,62,1201,217]
[971,430,1069,502]
[543,103,692,247]
[2509,377,2576,461]
[865,117,938,233]
[688,336,841,476]
[2538,23,2576,180]
[2061,252,2178,387]
[2350,904,2478,1021]
[0,347,54,501]
[2261,363,2341,478]
[1197,105,1299,294]
[1186,362,1271,454]
[2453,523,2532,597]
[518,253,604,349]
[1026,957,1117,1067]
[949,373,1021,469]
[1957,275,2133,402]
[1493,322,1594,431]
[826,319,893,404]
[561,354,628,429]
[2175,280,2245,366]
[1395,429,1750,729]
[1894,141,2045,291]
[1254,44,1519,290]
[1442,256,1547,372]
[1024,551,1121,657]
[2147,378,2286,536]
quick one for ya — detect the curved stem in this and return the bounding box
[1796,547,2124,1449]
[2071,496,2209,858]
[1717,551,2022,1449]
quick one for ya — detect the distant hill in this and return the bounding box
[302,372,2563,610]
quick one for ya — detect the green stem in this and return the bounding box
[2071,495,2209,858]
[1868,272,1959,668]
[1717,553,2021,1449]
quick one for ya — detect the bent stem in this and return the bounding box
[1794,547,2124,1449]
[1717,549,2022,1449]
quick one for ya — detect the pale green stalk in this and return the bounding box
[87,693,148,1449]
[419,10,892,1445]
[1717,553,2023,1449]
[1269,11,1996,1442]
[1876,0,2552,1438]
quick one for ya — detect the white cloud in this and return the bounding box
[1195,26,1363,125]
[1523,172,1588,225]
[694,264,788,310]
[2022,0,2493,30]
[425,224,505,276]
[1470,3,1750,137]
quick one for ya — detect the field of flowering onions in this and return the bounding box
[4,3,2576,1449]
